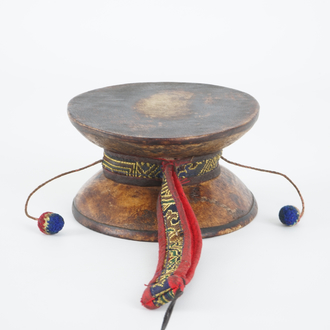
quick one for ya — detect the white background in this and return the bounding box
[1,1,329,329]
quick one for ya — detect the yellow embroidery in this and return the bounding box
[103,153,162,179]
[152,173,184,293]
[103,152,221,180]
[198,154,221,175]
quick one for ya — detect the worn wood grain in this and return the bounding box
[68,82,259,157]
[73,166,257,241]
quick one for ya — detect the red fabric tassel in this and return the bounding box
[171,166,202,284]
[141,162,202,309]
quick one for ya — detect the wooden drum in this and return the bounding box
[68,82,259,242]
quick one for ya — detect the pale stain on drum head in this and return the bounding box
[135,90,194,119]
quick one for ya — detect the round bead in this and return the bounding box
[38,212,64,235]
[279,205,300,226]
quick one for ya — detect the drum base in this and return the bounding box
[72,166,258,242]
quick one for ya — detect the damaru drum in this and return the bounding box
[68,82,259,242]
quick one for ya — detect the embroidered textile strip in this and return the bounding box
[102,151,221,309]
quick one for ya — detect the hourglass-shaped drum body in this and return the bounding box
[68,82,259,242]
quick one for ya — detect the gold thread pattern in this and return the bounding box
[150,172,184,307]
[102,152,221,181]
[103,153,162,179]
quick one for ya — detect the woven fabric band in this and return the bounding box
[102,151,221,186]
[102,150,221,309]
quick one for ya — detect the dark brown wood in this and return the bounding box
[72,166,257,241]
[68,83,259,158]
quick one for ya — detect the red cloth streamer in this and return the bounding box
[141,162,202,309]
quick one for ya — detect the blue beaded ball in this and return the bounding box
[38,212,65,234]
[279,205,300,226]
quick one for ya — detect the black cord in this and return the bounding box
[161,289,184,330]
